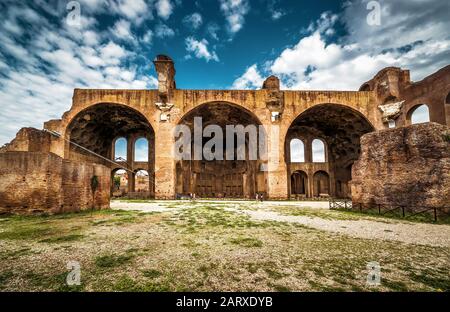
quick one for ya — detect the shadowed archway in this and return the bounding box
[175,102,267,198]
[66,103,155,197]
[285,103,375,199]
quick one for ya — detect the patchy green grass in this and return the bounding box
[0,201,449,292]
[229,237,263,247]
[95,253,135,268]
[142,269,163,279]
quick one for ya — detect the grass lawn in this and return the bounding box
[0,201,449,292]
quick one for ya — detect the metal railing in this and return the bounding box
[329,198,449,222]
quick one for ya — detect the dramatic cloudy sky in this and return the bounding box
[0,0,449,145]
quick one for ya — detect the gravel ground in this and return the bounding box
[112,200,450,248]
[239,209,450,248]
[1,200,448,291]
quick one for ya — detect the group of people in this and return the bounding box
[255,193,264,202]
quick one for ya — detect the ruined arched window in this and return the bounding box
[410,104,430,124]
[290,139,305,162]
[446,92,450,104]
[135,169,149,192]
[114,137,127,161]
[312,139,326,163]
[134,137,148,161]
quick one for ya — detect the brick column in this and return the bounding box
[154,122,176,199]
[266,124,288,199]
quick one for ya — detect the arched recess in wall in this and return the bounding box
[175,101,267,198]
[446,92,450,104]
[313,171,330,197]
[312,139,326,163]
[111,168,128,197]
[285,103,375,199]
[114,137,127,161]
[408,104,430,125]
[290,138,305,162]
[134,137,149,162]
[291,170,308,196]
[65,103,155,197]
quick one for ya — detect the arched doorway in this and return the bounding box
[111,169,128,197]
[66,103,155,198]
[291,171,308,198]
[175,102,267,199]
[313,171,330,197]
[285,103,374,199]
[135,169,150,192]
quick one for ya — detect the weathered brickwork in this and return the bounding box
[0,151,110,215]
[352,123,450,210]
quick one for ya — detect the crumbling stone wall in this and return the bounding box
[0,152,110,215]
[0,128,51,153]
[352,123,450,210]
[61,159,110,213]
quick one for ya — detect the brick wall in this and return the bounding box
[0,152,110,215]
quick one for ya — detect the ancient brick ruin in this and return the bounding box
[0,55,449,214]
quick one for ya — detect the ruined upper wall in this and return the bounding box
[0,128,51,153]
[361,65,450,127]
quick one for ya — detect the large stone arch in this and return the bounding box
[64,103,154,154]
[174,101,268,198]
[284,103,375,199]
[63,102,156,197]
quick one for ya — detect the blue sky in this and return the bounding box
[0,0,449,145]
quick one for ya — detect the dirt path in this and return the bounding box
[111,200,450,247]
[239,209,450,247]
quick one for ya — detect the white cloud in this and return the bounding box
[0,4,158,145]
[141,30,153,44]
[79,0,151,24]
[111,19,133,40]
[113,0,149,22]
[232,0,450,90]
[271,11,285,20]
[155,23,175,38]
[207,23,220,40]
[183,13,203,30]
[155,0,174,20]
[99,41,128,65]
[268,0,286,21]
[185,37,219,62]
[219,0,250,34]
[232,64,264,89]
[83,30,99,46]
